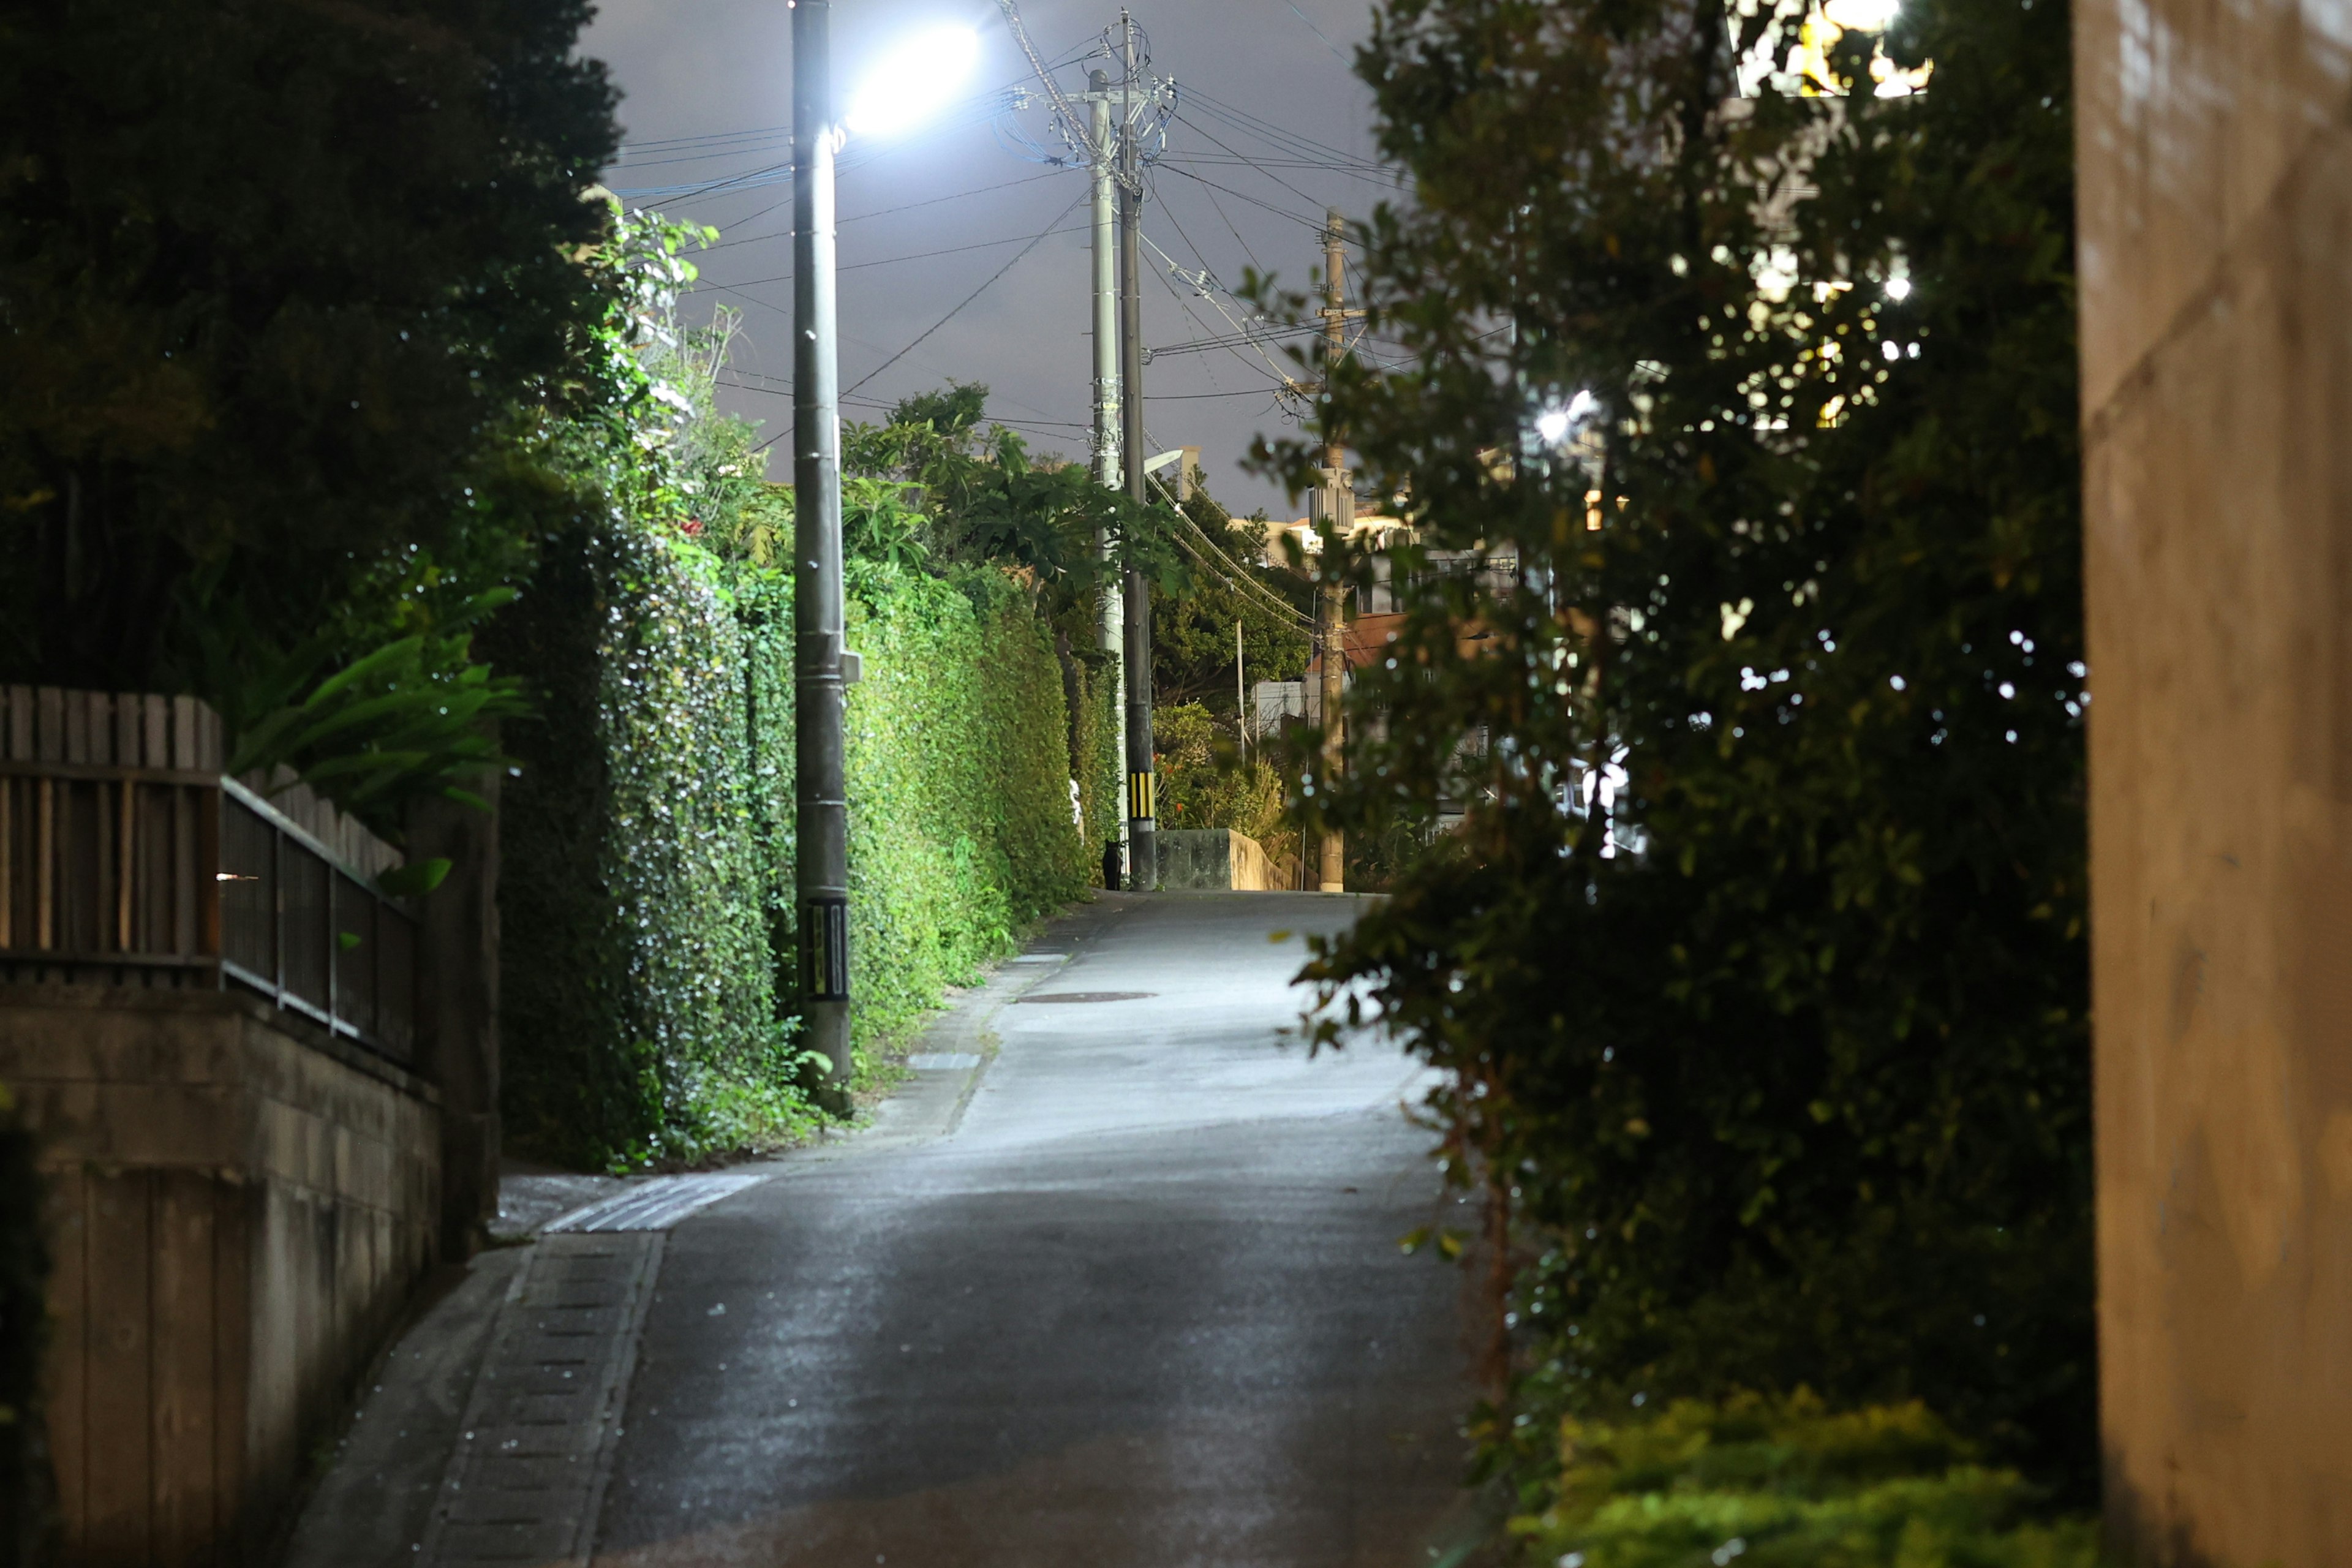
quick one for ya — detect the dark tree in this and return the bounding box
[1280,0,2090,1506]
[0,0,620,688]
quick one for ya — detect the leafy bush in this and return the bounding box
[491,523,804,1169]
[496,525,1094,1169]
[1155,701,1296,868]
[1275,0,2090,1516]
[0,0,616,693]
[1511,1394,2098,1568]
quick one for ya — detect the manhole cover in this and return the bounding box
[1014,990,1158,1004]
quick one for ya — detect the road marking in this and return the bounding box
[418,1233,660,1567]
[543,1174,766,1234]
[907,1051,982,1069]
[1013,990,1158,1004]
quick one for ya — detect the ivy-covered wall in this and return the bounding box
[496,526,1093,1170]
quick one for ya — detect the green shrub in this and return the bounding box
[1282,0,2090,1509]
[832,563,1091,1042]
[1155,701,1297,869]
[1512,1395,2098,1568]
[492,522,802,1170]
[496,527,1091,1169]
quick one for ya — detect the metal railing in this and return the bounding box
[0,686,419,1066]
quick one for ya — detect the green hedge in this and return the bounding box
[1512,1394,2097,1568]
[492,523,799,1169]
[496,526,1091,1169]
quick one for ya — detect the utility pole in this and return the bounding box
[1117,12,1157,889]
[793,0,852,1097]
[1236,619,1247,761]
[1314,208,1354,894]
[1088,68,1127,884]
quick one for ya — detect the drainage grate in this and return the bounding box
[1013,991,1158,1004]
[541,1174,766,1233]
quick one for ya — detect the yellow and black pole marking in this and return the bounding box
[800,897,850,1001]
[1127,769,1155,825]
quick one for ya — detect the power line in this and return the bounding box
[1155,164,1324,231]
[706,169,1077,254]
[712,217,1091,291]
[1179,85,1384,173]
[1281,0,1354,62]
[829,190,1088,415]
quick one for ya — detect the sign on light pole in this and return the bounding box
[792,0,851,1098]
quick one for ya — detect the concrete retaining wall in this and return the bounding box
[1,985,440,1565]
[1154,829,1278,891]
[2076,0,2352,1558]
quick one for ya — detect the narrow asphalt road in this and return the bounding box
[590,892,1476,1567]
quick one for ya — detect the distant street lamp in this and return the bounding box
[792,4,976,1102]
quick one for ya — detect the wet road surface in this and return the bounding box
[590,892,1476,1567]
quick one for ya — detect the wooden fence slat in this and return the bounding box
[143,695,167,774]
[1,777,13,949]
[152,1172,219,1563]
[3,685,28,761]
[170,695,198,771]
[195,703,222,774]
[173,783,196,956]
[62,692,86,766]
[83,1173,154,1565]
[114,695,139,774]
[197,784,221,964]
[43,1167,89,1559]
[36,777,53,949]
[141,783,172,956]
[118,778,134,952]
[35,687,62,763]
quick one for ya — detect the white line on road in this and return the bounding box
[543,1174,766,1234]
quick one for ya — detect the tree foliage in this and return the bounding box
[1276,0,2088,1511]
[0,0,620,691]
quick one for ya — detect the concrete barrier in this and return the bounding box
[1155,829,1278,891]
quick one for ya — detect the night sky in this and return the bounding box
[581,0,1396,521]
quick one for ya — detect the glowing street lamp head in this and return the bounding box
[1535,388,1597,445]
[846,26,981,138]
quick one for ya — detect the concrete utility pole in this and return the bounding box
[793,0,853,1096]
[1117,12,1157,889]
[1236,619,1246,761]
[1314,207,1352,894]
[1089,69,1127,881]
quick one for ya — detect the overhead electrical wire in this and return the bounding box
[1155,164,1325,232]
[710,217,1091,291]
[817,189,1087,422]
[1178,85,1385,174]
[705,168,1077,254]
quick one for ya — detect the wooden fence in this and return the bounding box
[0,687,419,1066]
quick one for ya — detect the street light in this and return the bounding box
[847,26,981,137]
[792,4,979,1104]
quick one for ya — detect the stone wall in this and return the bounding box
[1,986,440,1565]
[2076,1,2352,1561]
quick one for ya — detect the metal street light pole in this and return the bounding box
[1089,69,1127,883]
[1117,12,1157,889]
[793,0,851,1096]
